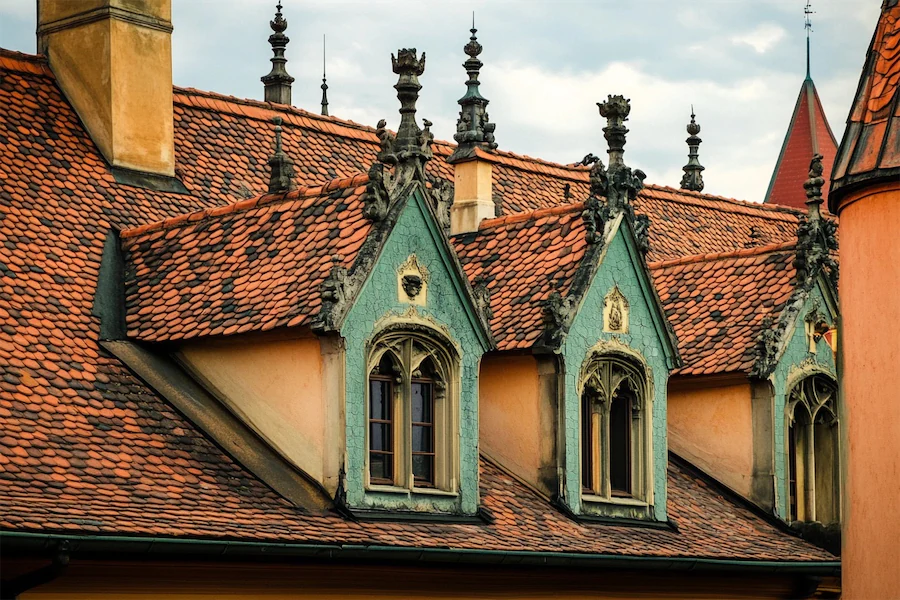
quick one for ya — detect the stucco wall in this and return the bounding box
[836,184,900,599]
[177,335,340,492]
[480,354,551,494]
[342,189,486,514]
[668,381,754,498]
[563,220,672,520]
[771,281,837,519]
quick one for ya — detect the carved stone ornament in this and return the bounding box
[794,154,839,288]
[313,254,351,331]
[541,291,577,348]
[267,116,295,194]
[804,301,830,354]
[397,254,429,306]
[448,24,498,162]
[680,110,705,192]
[363,162,393,222]
[603,286,629,333]
[751,316,782,378]
[427,175,453,235]
[472,276,493,322]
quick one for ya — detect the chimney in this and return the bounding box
[448,21,498,235]
[37,0,175,177]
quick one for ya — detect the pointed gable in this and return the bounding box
[764,78,838,210]
[830,0,900,210]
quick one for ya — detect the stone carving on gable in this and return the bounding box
[751,316,782,378]
[541,291,577,348]
[313,254,351,332]
[363,162,393,222]
[795,154,839,288]
[397,254,429,306]
[804,301,830,354]
[472,276,493,323]
[427,176,453,235]
[603,286,629,333]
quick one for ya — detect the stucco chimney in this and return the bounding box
[37,0,175,177]
[448,22,498,235]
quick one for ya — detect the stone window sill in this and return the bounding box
[582,493,648,508]
[366,484,459,498]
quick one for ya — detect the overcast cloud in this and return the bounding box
[0,0,880,201]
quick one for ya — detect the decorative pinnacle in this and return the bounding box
[449,16,497,162]
[803,153,825,222]
[267,116,295,193]
[598,95,631,167]
[680,108,705,192]
[261,2,294,105]
[321,34,329,116]
[374,49,434,181]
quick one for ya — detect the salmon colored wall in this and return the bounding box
[177,335,341,493]
[667,381,754,498]
[836,183,900,599]
[479,354,549,493]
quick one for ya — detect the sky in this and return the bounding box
[0,0,881,202]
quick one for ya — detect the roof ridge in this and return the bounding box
[477,201,586,230]
[648,240,797,270]
[0,48,52,76]
[643,185,806,220]
[122,172,369,240]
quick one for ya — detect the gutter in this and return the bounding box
[1,531,841,576]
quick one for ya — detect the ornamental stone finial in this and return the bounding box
[794,153,838,286]
[680,108,705,192]
[374,49,432,186]
[448,17,498,162]
[261,2,295,105]
[582,95,649,250]
[267,116,295,193]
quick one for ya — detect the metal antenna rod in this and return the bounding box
[804,1,815,78]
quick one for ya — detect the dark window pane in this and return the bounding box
[370,379,389,420]
[413,454,434,485]
[370,423,391,451]
[581,393,593,492]
[411,382,433,423]
[609,396,631,494]
[412,425,433,453]
[370,454,387,481]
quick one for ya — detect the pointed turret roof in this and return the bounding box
[830,0,900,212]
[764,77,838,210]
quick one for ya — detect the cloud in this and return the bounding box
[731,24,787,54]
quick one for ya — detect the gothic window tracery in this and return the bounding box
[787,373,839,523]
[580,355,649,502]
[367,329,457,493]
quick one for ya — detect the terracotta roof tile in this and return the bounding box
[454,204,588,350]
[650,243,798,376]
[0,49,830,559]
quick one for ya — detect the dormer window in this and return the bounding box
[366,330,457,494]
[787,373,839,524]
[580,355,650,505]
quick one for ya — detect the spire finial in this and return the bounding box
[680,107,705,192]
[373,49,433,184]
[794,152,839,286]
[448,16,498,162]
[803,153,825,222]
[261,2,295,105]
[267,116,295,193]
[804,1,815,78]
[321,34,329,116]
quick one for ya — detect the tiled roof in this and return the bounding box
[454,204,589,350]
[0,453,834,562]
[764,78,838,210]
[123,175,370,342]
[0,48,830,559]
[831,0,900,208]
[650,243,798,376]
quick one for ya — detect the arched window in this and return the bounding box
[787,373,839,523]
[580,355,649,501]
[367,329,457,492]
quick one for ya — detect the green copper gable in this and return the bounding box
[771,275,838,520]
[341,187,486,515]
[562,217,676,520]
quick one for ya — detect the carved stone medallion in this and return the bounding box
[397,255,429,306]
[603,286,629,333]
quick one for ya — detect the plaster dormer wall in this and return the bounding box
[175,332,345,495]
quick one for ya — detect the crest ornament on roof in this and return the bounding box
[794,153,838,287]
[267,116,295,193]
[448,18,498,162]
[680,109,705,192]
[581,95,649,250]
[261,2,295,105]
